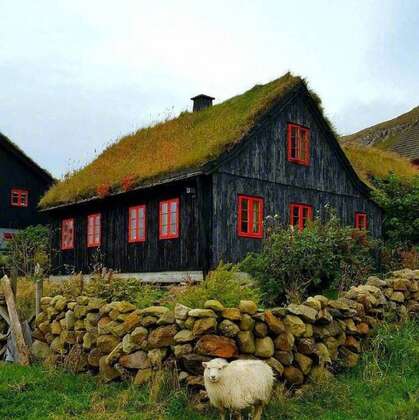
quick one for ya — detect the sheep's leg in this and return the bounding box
[253,403,263,420]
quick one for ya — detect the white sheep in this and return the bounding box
[203,358,274,420]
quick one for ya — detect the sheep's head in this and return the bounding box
[203,358,228,383]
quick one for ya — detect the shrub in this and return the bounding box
[240,210,378,305]
[175,263,262,308]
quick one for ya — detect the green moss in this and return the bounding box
[40,73,304,208]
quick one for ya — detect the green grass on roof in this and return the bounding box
[40,72,303,208]
[342,143,417,184]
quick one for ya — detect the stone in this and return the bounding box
[97,335,120,354]
[131,327,149,345]
[97,316,112,334]
[297,338,315,355]
[308,366,334,383]
[74,320,85,331]
[105,342,123,365]
[180,354,211,375]
[284,366,304,385]
[357,322,369,335]
[122,333,140,353]
[284,315,306,337]
[344,318,358,334]
[35,311,48,326]
[50,321,62,335]
[141,316,158,327]
[51,337,64,353]
[345,336,361,353]
[193,318,217,336]
[134,368,152,385]
[38,321,50,334]
[173,344,193,358]
[204,300,224,312]
[46,307,58,320]
[87,297,106,311]
[218,320,240,337]
[141,306,170,316]
[221,308,241,321]
[275,351,294,366]
[255,337,274,358]
[389,278,410,291]
[99,356,121,382]
[184,317,195,329]
[119,350,150,369]
[175,303,191,320]
[274,332,295,352]
[174,329,194,343]
[111,301,136,313]
[303,324,313,338]
[148,348,167,368]
[148,325,178,348]
[88,348,102,367]
[83,332,97,350]
[60,330,75,345]
[313,295,329,307]
[315,343,331,366]
[324,337,339,360]
[188,309,217,318]
[271,307,287,317]
[390,291,405,302]
[264,311,285,334]
[304,297,322,311]
[31,340,52,359]
[157,310,175,325]
[287,304,317,323]
[40,297,52,305]
[316,309,333,325]
[67,302,77,310]
[340,348,359,367]
[239,300,257,315]
[195,335,238,358]
[112,312,141,337]
[76,296,89,305]
[239,314,255,331]
[254,322,268,338]
[237,331,256,354]
[54,296,68,312]
[74,305,88,319]
[295,353,313,375]
[266,357,284,376]
[366,276,387,287]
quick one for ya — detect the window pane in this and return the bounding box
[252,201,260,233]
[241,198,249,233]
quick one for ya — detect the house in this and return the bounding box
[40,73,382,280]
[0,132,54,249]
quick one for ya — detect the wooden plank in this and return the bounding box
[1,275,30,365]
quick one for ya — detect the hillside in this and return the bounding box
[341,106,419,162]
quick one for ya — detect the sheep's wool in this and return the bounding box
[204,359,274,410]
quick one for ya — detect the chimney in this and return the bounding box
[191,94,215,112]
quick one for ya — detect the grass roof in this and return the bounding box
[41,73,304,208]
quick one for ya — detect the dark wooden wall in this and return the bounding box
[211,91,382,265]
[49,180,201,275]
[0,143,52,229]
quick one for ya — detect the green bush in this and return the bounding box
[176,263,262,308]
[240,210,378,305]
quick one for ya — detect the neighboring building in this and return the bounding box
[41,73,382,280]
[0,132,54,249]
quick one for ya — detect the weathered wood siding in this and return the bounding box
[211,92,382,265]
[49,180,201,275]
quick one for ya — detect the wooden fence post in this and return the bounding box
[1,275,30,365]
[35,279,43,317]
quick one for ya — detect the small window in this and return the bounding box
[290,203,313,231]
[355,212,368,230]
[61,218,75,250]
[287,123,310,165]
[11,189,29,207]
[87,213,101,247]
[129,205,146,243]
[237,195,264,238]
[159,198,179,239]
[3,232,14,241]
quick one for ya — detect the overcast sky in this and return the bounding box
[1,0,418,177]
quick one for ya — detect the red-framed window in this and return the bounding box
[61,218,75,250]
[10,189,29,207]
[355,212,368,230]
[128,205,146,243]
[287,123,310,165]
[3,232,15,241]
[87,213,101,247]
[290,203,313,231]
[237,195,264,238]
[159,198,179,239]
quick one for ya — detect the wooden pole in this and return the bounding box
[10,267,18,298]
[35,278,43,317]
[1,275,30,365]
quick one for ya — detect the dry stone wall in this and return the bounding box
[31,269,419,388]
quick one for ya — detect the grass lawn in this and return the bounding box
[0,321,418,420]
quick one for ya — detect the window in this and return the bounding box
[61,218,74,250]
[290,203,313,231]
[355,212,368,230]
[87,213,101,247]
[237,195,264,238]
[128,205,146,243]
[3,232,14,241]
[287,123,310,165]
[11,189,29,207]
[159,198,179,239]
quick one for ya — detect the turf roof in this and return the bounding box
[41,72,304,208]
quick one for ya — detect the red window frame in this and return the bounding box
[237,195,264,238]
[355,212,368,230]
[87,213,101,247]
[10,188,29,207]
[61,218,75,250]
[3,232,15,241]
[159,198,179,239]
[128,205,146,243]
[289,203,313,232]
[287,123,310,166]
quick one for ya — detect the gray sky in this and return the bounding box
[1,0,418,177]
